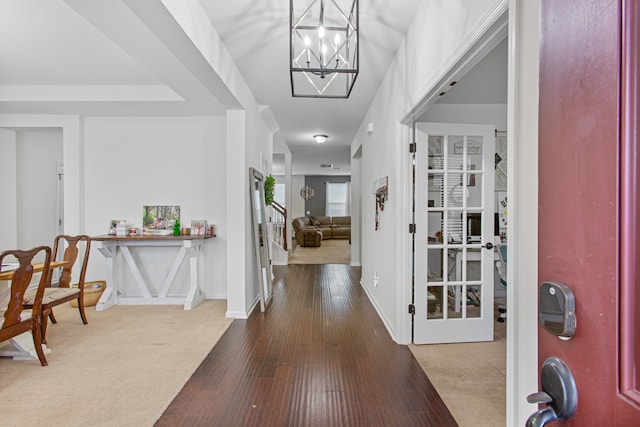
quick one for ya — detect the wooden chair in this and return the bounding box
[0,246,51,366]
[23,235,91,343]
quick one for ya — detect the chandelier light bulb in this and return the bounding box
[304,36,311,46]
[334,34,341,46]
[318,26,325,39]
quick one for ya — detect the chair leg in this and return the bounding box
[32,323,48,367]
[41,309,51,344]
[78,296,88,325]
[49,310,58,324]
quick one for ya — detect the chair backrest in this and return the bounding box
[0,246,51,334]
[292,217,309,233]
[52,235,91,289]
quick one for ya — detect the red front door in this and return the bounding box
[538,0,640,425]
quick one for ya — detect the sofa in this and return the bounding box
[292,215,351,247]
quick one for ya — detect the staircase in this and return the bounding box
[270,201,288,265]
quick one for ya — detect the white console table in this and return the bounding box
[93,234,215,311]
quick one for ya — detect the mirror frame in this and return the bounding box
[249,167,273,312]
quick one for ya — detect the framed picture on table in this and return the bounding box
[143,205,180,232]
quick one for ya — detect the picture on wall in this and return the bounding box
[374,176,389,231]
[143,205,180,232]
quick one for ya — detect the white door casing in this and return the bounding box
[414,122,495,344]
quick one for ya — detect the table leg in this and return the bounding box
[184,241,204,310]
[96,244,117,311]
[0,332,51,360]
[158,247,187,298]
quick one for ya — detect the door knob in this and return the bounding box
[526,356,577,427]
[482,242,494,250]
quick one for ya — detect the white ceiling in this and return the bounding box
[0,1,505,176]
[0,0,227,116]
[200,2,421,134]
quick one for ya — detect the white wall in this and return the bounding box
[83,116,227,298]
[221,106,271,317]
[244,107,273,314]
[290,176,306,220]
[352,0,507,342]
[0,128,18,249]
[350,144,362,266]
[160,0,274,317]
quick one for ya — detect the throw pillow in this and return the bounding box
[309,215,321,227]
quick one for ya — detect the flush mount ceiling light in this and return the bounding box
[290,0,359,98]
[314,134,328,143]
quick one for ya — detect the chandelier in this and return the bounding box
[290,0,359,98]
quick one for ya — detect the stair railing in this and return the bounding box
[270,201,287,251]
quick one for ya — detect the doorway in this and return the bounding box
[405,26,509,427]
[0,127,63,252]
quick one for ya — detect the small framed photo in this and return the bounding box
[109,220,126,235]
[191,220,208,236]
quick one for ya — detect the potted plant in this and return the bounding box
[264,175,275,205]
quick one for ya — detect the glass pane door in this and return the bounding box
[414,123,495,344]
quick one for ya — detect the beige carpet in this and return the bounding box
[288,239,351,264]
[409,314,507,427]
[0,300,232,427]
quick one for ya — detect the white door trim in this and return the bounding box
[506,0,540,425]
[394,122,413,343]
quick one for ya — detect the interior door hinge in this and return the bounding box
[408,304,415,315]
[409,142,417,153]
[409,224,416,234]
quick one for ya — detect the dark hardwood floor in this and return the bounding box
[156,264,457,427]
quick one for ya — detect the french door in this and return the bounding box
[414,122,495,344]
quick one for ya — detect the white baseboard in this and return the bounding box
[225,296,259,319]
[205,293,227,300]
[359,279,398,342]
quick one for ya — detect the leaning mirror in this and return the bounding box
[249,167,273,312]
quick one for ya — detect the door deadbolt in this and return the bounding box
[526,356,577,426]
[539,281,576,339]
